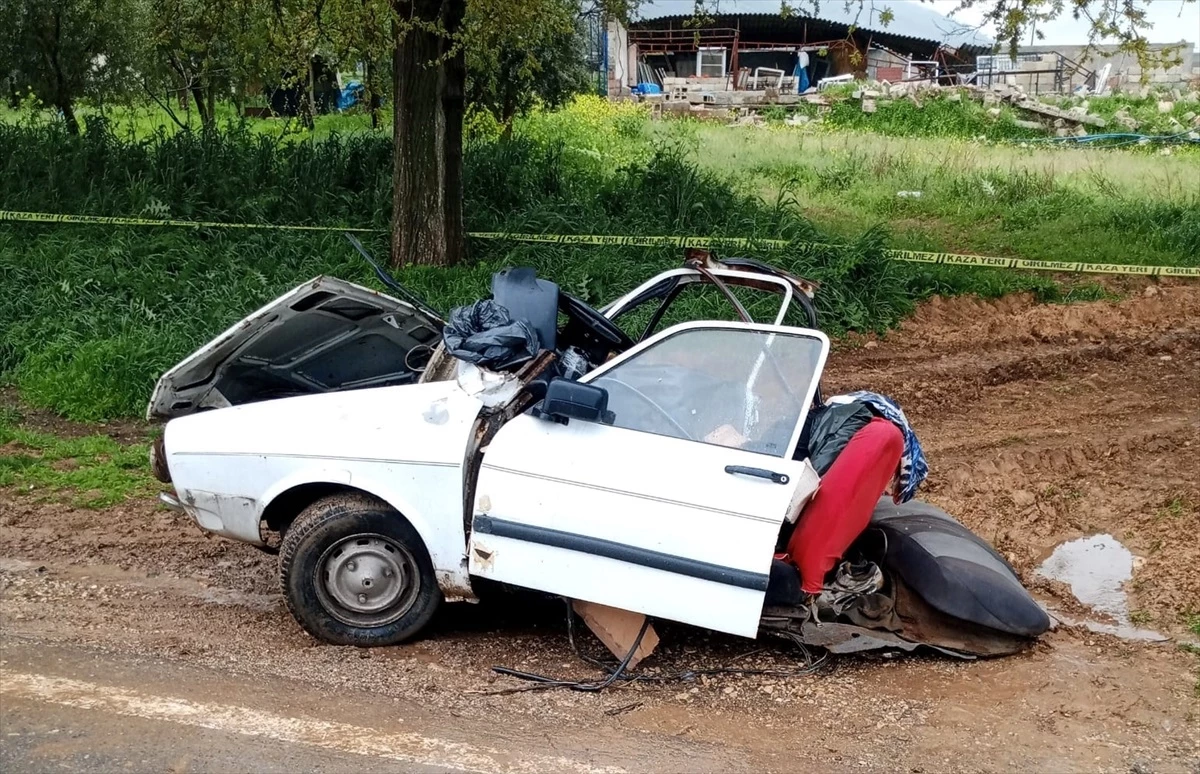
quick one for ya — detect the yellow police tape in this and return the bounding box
[0,209,377,233]
[3,209,1198,278]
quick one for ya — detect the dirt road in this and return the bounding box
[2,282,1199,772]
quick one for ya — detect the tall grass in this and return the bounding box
[658,122,1200,268]
[1,121,912,420]
[0,118,394,227]
[2,97,1195,421]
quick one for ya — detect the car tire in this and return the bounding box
[279,492,441,646]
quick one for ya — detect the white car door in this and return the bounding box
[469,322,828,638]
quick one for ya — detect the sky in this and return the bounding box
[928,0,1200,45]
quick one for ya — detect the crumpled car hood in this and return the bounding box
[148,276,443,420]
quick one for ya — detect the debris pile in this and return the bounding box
[640,79,1200,139]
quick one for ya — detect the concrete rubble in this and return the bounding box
[641,77,1199,138]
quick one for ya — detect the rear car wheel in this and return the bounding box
[279,493,441,646]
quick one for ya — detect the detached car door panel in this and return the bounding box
[469,322,829,638]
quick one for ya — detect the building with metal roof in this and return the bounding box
[634,1,993,52]
[607,0,996,97]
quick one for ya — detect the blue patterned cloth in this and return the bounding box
[825,391,928,503]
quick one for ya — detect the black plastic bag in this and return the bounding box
[443,300,540,370]
[807,402,874,474]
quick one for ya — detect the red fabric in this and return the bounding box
[786,417,904,594]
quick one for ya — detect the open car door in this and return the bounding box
[469,322,828,638]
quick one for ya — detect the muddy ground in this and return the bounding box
[2,281,1199,772]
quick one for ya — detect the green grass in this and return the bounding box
[1186,614,1200,639]
[0,407,153,507]
[0,100,387,143]
[2,95,1196,421]
[0,126,914,420]
[657,123,1200,269]
[1154,495,1195,520]
[1129,609,1154,625]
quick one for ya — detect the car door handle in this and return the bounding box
[724,465,790,485]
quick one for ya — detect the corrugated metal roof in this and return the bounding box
[634,0,994,50]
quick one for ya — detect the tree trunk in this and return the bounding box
[390,0,466,268]
[441,0,466,263]
[58,98,79,135]
[501,95,519,137]
[366,58,381,130]
[205,84,217,128]
[45,11,77,134]
[190,82,211,127]
[303,62,316,130]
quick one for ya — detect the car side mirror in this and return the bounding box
[532,377,614,425]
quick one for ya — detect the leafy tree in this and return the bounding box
[315,0,395,128]
[465,0,589,131]
[262,0,330,128]
[0,0,143,133]
[141,0,271,129]
[953,0,1197,69]
[145,0,363,129]
[387,0,624,268]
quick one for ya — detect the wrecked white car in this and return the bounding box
[149,253,1049,657]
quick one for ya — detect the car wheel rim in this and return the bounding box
[315,533,419,627]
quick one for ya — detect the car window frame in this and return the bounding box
[580,320,830,460]
[602,269,795,333]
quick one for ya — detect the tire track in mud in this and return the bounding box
[829,282,1200,626]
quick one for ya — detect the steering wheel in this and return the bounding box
[593,377,695,441]
[559,292,635,361]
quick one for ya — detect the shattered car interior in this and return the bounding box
[148,248,1050,679]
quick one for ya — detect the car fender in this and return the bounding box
[259,464,474,601]
[340,466,475,600]
[162,382,483,600]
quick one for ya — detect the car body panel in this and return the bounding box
[470,412,819,637]
[163,380,483,595]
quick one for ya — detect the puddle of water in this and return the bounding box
[1036,534,1167,642]
[1037,534,1132,620]
[1046,612,1169,643]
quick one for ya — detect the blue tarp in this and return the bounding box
[338,80,364,111]
[794,63,810,93]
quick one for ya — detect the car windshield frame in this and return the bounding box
[601,269,795,335]
[580,321,830,459]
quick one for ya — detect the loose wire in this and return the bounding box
[485,598,830,694]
